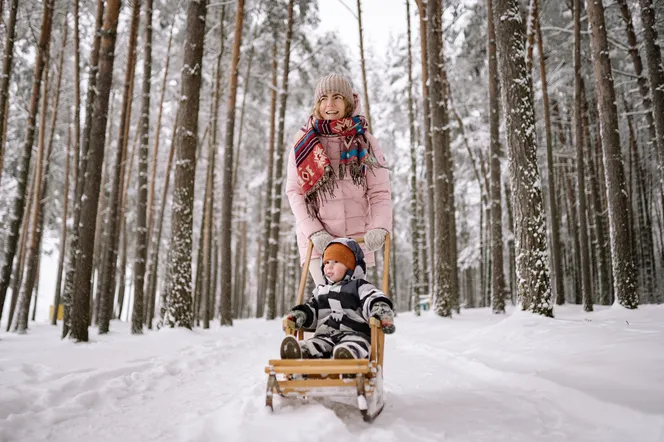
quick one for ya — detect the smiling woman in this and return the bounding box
[285,73,393,286]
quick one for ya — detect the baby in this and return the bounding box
[280,238,395,360]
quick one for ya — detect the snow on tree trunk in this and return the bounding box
[585,0,638,309]
[493,0,553,317]
[163,0,208,329]
[132,0,153,335]
[427,0,456,317]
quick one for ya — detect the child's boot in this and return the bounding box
[280,336,302,359]
[333,345,356,359]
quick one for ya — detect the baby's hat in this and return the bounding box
[323,241,356,271]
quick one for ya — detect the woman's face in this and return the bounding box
[318,93,347,120]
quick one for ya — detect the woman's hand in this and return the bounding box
[364,228,388,252]
[310,230,333,253]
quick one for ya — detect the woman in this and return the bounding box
[285,73,392,285]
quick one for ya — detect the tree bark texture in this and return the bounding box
[638,0,664,182]
[164,0,208,329]
[427,0,456,317]
[70,0,121,341]
[487,0,506,313]
[493,0,552,316]
[219,0,245,326]
[62,0,105,338]
[132,0,153,335]
[585,0,638,309]
[0,0,19,188]
[574,0,593,312]
[415,0,435,279]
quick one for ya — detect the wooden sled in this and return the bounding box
[265,235,391,423]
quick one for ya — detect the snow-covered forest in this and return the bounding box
[1,0,664,439]
[0,0,663,345]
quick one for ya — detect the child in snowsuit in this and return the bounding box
[280,238,395,360]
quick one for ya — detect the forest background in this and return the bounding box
[0,0,663,341]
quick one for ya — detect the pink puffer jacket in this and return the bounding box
[286,129,392,266]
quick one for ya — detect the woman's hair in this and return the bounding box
[311,96,355,120]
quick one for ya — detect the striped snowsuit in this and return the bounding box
[293,278,392,359]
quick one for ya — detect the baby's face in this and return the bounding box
[323,260,348,282]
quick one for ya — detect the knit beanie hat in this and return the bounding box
[314,74,354,106]
[323,242,356,271]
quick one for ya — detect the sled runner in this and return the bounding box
[265,235,391,423]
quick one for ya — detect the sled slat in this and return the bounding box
[268,359,370,367]
[278,378,366,389]
[265,364,371,375]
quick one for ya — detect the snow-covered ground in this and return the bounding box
[1,305,663,442]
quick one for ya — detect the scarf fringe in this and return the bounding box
[304,165,337,218]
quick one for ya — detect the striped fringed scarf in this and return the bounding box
[294,115,373,218]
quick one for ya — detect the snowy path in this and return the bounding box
[1,306,663,442]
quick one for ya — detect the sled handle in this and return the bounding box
[296,240,315,306]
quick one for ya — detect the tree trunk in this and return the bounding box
[257,33,278,318]
[405,0,423,315]
[585,0,638,309]
[218,0,245,326]
[62,0,105,339]
[148,118,177,329]
[581,81,612,305]
[70,0,121,342]
[0,0,19,188]
[146,20,174,250]
[638,0,664,189]
[15,64,50,333]
[265,0,294,321]
[532,0,564,306]
[18,14,67,332]
[356,0,372,131]
[53,122,72,325]
[98,0,140,334]
[487,0,506,313]
[493,0,552,316]
[131,0,152,335]
[0,0,54,326]
[624,96,656,303]
[163,0,208,328]
[415,0,435,280]
[427,0,455,317]
[7,162,39,331]
[574,0,593,312]
[616,0,658,156]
